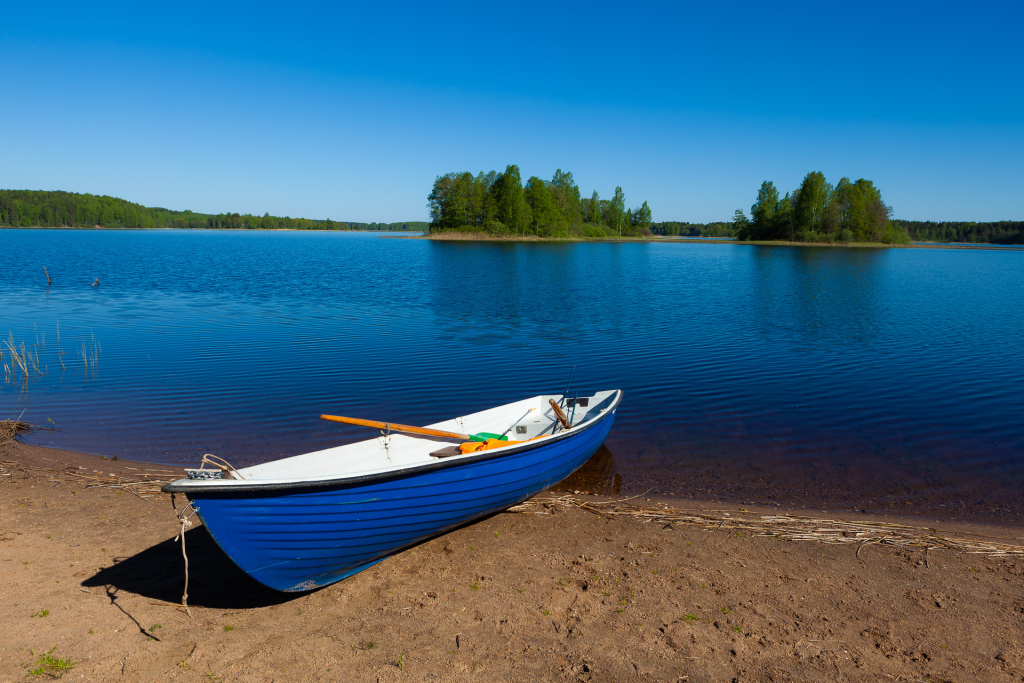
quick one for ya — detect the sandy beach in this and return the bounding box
[2,443,1023,682]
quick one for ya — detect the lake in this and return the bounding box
[2,229,1022,524]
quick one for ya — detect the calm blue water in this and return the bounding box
[2,229,1022,523]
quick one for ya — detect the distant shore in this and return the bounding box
[6,225,1020,250]
[386,232,1023,251]
[0,226,419,233]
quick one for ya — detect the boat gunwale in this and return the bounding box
[162,390,623,496]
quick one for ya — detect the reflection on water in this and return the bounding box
[552,445,622,496]
[749,247,888,346]
[2,230,1024,525]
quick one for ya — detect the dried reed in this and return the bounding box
[509,495,1024,558]
[56,320,65,371]
[0,458,177,499]
[0,419,59,456]
[4,325,96,380]
[3,334,42,381]
[80,333,100,375]
[428,230,541,241]
[0,420,34,444]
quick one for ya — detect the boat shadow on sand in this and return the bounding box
[82,525,295,609]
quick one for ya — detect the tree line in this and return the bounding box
[651,221,736,238]
[891,220,1023,245]
[733,172,910,244]
[427,165,652,238]
[0,190,425,232]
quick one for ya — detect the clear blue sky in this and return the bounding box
[2,1,1021,223]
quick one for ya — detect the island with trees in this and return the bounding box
[732,172,909,244]
[427,166,1024,245]
[731,172,1023,245]
[0,189,426,232]
[427,165,652,238]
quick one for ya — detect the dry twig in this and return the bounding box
[0,457,177,499]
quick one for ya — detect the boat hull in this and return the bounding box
[187,408,616,592]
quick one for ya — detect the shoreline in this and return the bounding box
[21,439,1024,532]
[7,441,1024,543]
[387,233,1023,251]
[4,225,1020,250]
[24,442,1024,538]
[0,226,419,234]
[2,442,1023,681]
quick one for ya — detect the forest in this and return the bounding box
[427,166,652,238]
[0,189,425,232]
[892,220,1024,244]
[734,173,911,244]
[651,221,737,238]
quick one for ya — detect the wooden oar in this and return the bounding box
[320,414,505,442]
[548,399,571,430]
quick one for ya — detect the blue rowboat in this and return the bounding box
[162,390,622,592]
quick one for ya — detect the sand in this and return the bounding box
[2,443,1023,682]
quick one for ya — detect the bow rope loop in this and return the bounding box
[172,499,200,618]
[199,454,245,480]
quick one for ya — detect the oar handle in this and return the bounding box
[320,415,471,441]
[548,399,571,429]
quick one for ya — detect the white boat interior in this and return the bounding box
[173,390,620,488]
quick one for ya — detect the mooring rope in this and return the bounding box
[167,454,241,618]
[171,496,199,618]
[199,453,245,480]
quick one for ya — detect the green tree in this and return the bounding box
[476,171,499,228]
[491,164,526,234]
[751,181,778,228]
[608,186,626,235]
[741,180,780,240]
[776,193,794,240]
[793,171,831,235]
[634,200,653,234]
[550,169,582,226]
[832,177,853,233]
[427,172,472,231]
[853,178,891,241]
[732,209,749,235]
[525,176,564,235]
[586,190,602,224]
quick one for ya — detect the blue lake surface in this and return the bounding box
[2,229,1022,524]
